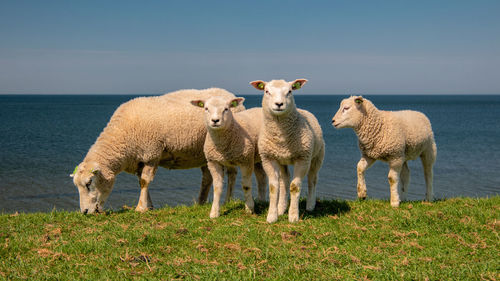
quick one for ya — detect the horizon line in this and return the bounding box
[1,92,500,96]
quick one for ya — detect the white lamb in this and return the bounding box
[250,79,325,223]
[331,96,437,207]
[191,96,267,218]
[71,88,247,214]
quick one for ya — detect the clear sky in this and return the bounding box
[0,0,499,95]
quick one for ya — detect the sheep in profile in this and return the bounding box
[332,96,437,207]
[250,79,325,223]
[71,88,245,214]
[191,96,266,218]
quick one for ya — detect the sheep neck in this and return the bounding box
[354,103,385,150]
[84,129,128,179]
[207,120,239,150]
[263,107,300,136]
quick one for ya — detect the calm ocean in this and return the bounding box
[0,94,499,213]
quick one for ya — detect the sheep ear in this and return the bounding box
[90,166,99,175]
[70,165,78,178]
[190,100,205,108]
[229,97,245,108]
[291,79,308,90]
[250,80,266,91]
[354,97,364,105]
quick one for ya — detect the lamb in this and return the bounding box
[250,79,325,223]
[191,96,267,218]
[71,88,247,214]
[331,96,437,207]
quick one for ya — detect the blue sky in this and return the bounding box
[0,0,499,94]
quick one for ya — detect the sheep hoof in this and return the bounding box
[306,201,316,212]
[390,201,400,208]
[267,213,278,224]
[288,214,299,223]
[245,206,254,214]
[135,205,152,213]
[209,212,220,219]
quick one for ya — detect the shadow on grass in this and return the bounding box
[300,198,351,219]
[222,198,351,218]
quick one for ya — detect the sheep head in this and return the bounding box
[71,161,113,214]
[250,79,307,116]
[332,96,365,129]
[191,96,244,130]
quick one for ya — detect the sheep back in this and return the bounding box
[84,88,243,176]
[357,101,435,162]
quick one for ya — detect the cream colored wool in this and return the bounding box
[192,96,267,218]
[72,88,244,214]
[250,79,325,223]
[332,96,437,207]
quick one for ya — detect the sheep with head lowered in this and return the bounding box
[250,79,325,223]
[331,96,437,207]
[71,88,249,214]
[191,96,268,218]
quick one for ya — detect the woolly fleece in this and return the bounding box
[250,79,325,223]
[332,95,437,207]
[194,96,265,218]
[73,88,244,214]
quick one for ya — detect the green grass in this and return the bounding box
[1,197,499,280]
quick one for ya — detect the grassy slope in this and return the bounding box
[0,197,498,280]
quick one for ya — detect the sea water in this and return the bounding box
[0,94,499,213]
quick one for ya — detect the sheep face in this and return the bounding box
[71,161,112,214]
[250,79,307,116]
[191,96,244,130]
[332,96,365,129]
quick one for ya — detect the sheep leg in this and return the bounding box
[306,157,322,211]
[254,162,267,201]
[399,162,410,202]
[277,165,290,216]
[421,148,435,202]
[388,160,403,208]
[262,159,281,223]
[357,156,375,199]
[136,163,157,212]
[240,165,255,214]
[224,167,237,204]
[198,165,212,204]
[207,161,224,218]
[289,160,310,223]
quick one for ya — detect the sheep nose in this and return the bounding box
[331,119,335,124]
[275,102,283,108]
[82,209,89,214]
[212,119,219,124]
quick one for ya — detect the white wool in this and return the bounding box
[72,88,244,214]
[250,79,325,223]
[332,95,437,207]
[193,96,266,218]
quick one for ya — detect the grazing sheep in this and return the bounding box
[191,96,267,218]
[250,79,325,223]
[331,96,437,207]
[71,88,246,214]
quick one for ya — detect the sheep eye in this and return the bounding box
[85,179,92,190]
[343,106,350,112]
